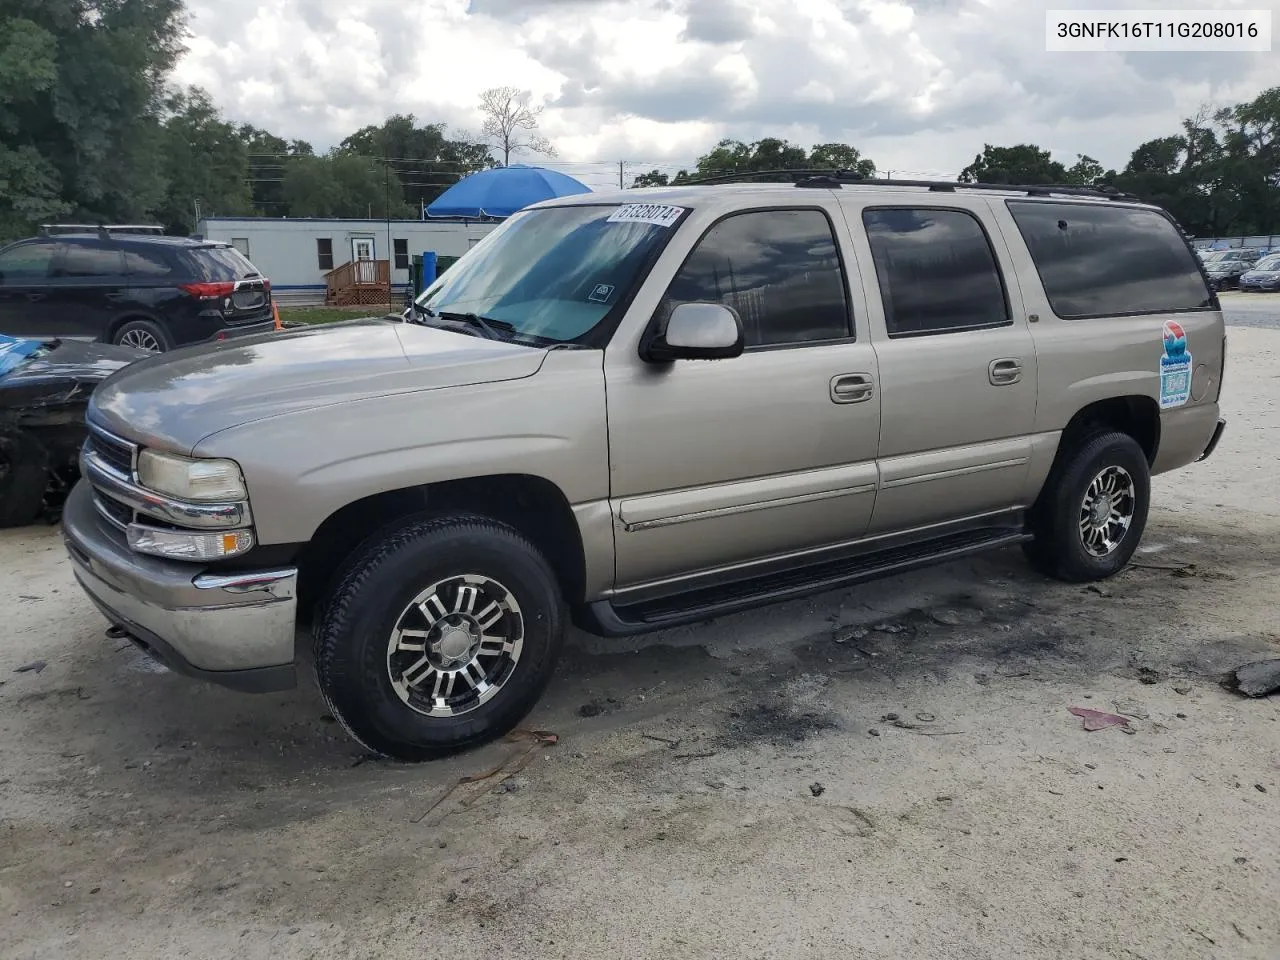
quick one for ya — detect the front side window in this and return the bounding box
[0,242,55,284]
[862,207,1010,338]
[657,209,851,347]
[1007,200,1212,318]
[414,204,684,344]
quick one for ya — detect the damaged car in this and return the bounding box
[0,334,145,527]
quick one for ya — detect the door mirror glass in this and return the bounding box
[645,302,744,362]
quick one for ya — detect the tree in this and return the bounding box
[959,144,1068,184]
[154,88,254,233]
[281,153,413,220]
[0,0,186,239]
[686,138,876,181]
[630,169,670,188]
[1063,154,1105,186]
[807,143,876,177]
[239,124,313,215]
[477,87,556,166]
[337,114,493,210]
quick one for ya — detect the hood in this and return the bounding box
[89,318,549,454]
[1,338,144,392]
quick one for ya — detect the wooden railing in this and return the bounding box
[323,258,390,306]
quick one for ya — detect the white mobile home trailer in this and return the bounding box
[196,217,500,305]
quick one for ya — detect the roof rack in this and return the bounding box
[38,223,165,238]
[677,169,1140,202]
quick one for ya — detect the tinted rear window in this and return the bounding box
[1006,201,1212,318]
[184,245,261,281]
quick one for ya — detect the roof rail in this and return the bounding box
[677,169,1141,202]
[37,223,165,237]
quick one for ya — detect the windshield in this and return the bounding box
[412,203,686,344]
[1252,254,1280,271]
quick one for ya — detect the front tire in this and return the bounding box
[313,513,566,761]
[1023,431,1150,583]
[0,432,50,528]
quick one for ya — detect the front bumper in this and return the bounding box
[61,481,298,692]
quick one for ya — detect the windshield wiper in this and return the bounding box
[436,311,516,341]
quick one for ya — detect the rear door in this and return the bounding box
[47,240,129,340]
[842,200,1039,535]
[0,240,58,338]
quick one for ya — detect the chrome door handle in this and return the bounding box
[25,292,46,303]
[830,373,874,404]
[989,358,1022,385]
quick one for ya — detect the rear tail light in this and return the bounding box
[179,281,236,299]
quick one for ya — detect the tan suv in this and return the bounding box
[62,175,1227,760]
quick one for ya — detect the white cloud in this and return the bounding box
[173,0,1276,188]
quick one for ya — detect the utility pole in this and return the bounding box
[384,149,392,314]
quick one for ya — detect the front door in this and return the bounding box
[604,205,882,590]
[847,201,1038,534]
[0,240,58,338]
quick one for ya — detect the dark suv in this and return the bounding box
[0,227,276,353]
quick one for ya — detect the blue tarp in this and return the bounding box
[0,335,44,379]
[426,164,591,219]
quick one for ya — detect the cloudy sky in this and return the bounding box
[174,0,1275,190]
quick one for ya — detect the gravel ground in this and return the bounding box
[1,327,1278,960]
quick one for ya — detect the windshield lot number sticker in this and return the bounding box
[1159,319,1192,408]
[588,284,615,303]
[607,204,686,228]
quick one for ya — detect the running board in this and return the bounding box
[577,526,1032,637]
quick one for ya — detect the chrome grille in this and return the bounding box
[86,424,136,477]
[93,491,134,530]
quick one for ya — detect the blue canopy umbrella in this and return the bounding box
[425,164,592,219]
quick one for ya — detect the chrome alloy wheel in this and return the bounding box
[385,574,524,718]
[1079,465,1136,558]
[120,328,162,352]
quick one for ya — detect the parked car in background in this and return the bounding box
[61,178,1226,761]
[1238,253,1280,292]
[0,226,278,353]
[0,334,145,527]
[1200,249,1260,290]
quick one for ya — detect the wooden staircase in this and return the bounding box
[324,259,390,306]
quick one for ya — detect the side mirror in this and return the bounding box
[643,302,745,363]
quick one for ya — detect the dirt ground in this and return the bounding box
[2,327,1278,960]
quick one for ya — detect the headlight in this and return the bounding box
[127,524,255,560]
[137,450,247,501]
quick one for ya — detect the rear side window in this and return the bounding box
[186,245,261,281]
[862,207,1010,338]
[123,248,175,279]
[57,243,125,278]
[660,209,851,347]
[1006,201,1212,318]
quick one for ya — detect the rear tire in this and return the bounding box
[1024,431,1150,583]
[313,513,566,761]
[0,432,51,528]
[113,319,169,353]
